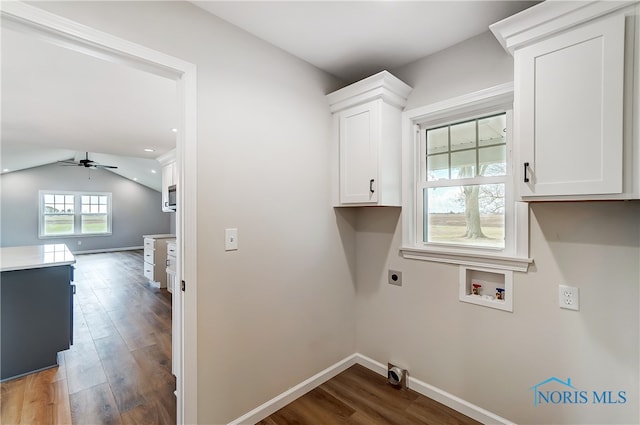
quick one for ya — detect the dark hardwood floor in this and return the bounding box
[1,250,175,425]
[258,364,482,425]
[2,251,480,425]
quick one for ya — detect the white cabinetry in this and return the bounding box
[327,71,412,206]
[157,149,176,212]
[143,234,175,288]
[491,2,640,200]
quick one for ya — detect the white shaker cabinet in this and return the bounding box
[143,234,175,288]
[327,71,412,206]
[491,2,640,200]
[158,149,176,212]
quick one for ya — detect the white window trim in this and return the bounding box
[39,190,113,238]
[400,83,532,272]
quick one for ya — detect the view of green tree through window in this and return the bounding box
[423,113,507,248]
[40,191,112,237]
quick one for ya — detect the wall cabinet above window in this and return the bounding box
[327,71,412,206]
[491,1,640,201]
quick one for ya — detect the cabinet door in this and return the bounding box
[161,162,175,211]
[339,101,380,203]
[517,13,625,197]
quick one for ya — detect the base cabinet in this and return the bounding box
[1,265,73,380]
[143,235,175,288]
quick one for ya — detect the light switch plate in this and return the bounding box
[225,228,238,251]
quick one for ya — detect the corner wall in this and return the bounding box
[27,2,357,423]
[0,163,170,251]
[351,31,640,424]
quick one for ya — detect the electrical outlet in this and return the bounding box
[559,285,579,311]
[388,270,402,286]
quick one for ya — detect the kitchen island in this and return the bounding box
[0,244,75,381]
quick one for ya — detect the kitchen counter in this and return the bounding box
[142,233,175,239]
[0,244,75,272]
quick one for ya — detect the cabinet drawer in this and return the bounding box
[143,263,154,281]
[143,248,155,264]
[167,243,177,256]
[144,238,155,249]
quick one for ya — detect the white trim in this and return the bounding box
[1,3,198,424]
[228,354,360,425]
[490,0,633,54]
[401,84,531,272]
[72,246,143,255]
[327,70,412,112]
[229,353,515,425]
[400,247,532,273]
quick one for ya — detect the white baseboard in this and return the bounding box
[228,352,514,425]
[353,354,515,425]
[72,246,143,255]
[228,354,359,425]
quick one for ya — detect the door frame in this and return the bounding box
[0,2,198,423]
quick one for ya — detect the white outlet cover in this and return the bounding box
[559,284,579,311]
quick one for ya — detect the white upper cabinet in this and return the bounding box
[327,71,412,206]
[157,149,176,212]
[492,1,640,200]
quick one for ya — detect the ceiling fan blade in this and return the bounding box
[94,164,118,169]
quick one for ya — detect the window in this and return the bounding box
[421,113,507,249]
[40,191,112,237]
[400,84,531,271]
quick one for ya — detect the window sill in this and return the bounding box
[400,246,533,272]
[39,233,112,239]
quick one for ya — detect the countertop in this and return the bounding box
[143,234,176,239]
[0,244,76,272]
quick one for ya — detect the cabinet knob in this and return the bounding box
[523,162,530,183]
[369,179,375,194]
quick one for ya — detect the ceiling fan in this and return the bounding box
[58,152,118,169]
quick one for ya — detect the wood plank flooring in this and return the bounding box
[258,364,482,425]
[1,250,175,425]
[3,251,480,425]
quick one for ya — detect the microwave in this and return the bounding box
[167,184,177,211]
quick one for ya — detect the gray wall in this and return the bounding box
[30,2,357,423]
[347,31,639,424]
[1,162,172,252]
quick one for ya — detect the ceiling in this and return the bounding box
[193,1,539,83]
[1,1,538,190]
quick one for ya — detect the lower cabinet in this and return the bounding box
[143,235,174,288]
[0,265,73,380]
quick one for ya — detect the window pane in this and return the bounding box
[82,214,108,233]
[99,205,107,213]
[82,205,90,213]
[478,114,506,147]
[44,194,55,203]
[82,195,90,204]
[426,126,448,155]
[479,146,506,176]
[44,215,74,235]
[450,120,475,151]
[99,196,107,205]
[427,154,449,181]
[451,150,476,179]
[91,196,98,204]
[65,195,74,204]
[425,184,505,248]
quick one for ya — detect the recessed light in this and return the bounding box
[2,169,9,173]
[171,128,178,133]
[144,148,155,153]
[133,177,138,181]
[151,169,157,174]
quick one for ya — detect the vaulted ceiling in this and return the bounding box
[1,1,538,190]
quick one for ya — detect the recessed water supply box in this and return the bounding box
[459,266,513,312]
